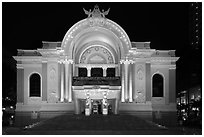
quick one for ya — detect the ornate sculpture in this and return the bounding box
[137,68,143,80]
[50,68,56,80]
[83,5,110,18]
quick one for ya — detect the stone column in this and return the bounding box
[60,61,64,102]
[103,66,107,77]
[74,65,78,76]
[65,59,69,101]
[145,62,151,102]
[114,99,119,114]
[68,61,73,102]
[124,59,129,101]
[74,98,80,114]
[120,62,125,102]
[169,67,176,103]
[129,62,133,102]
[17,65,24,103]
[42,62,47,101]
[87,67,91,77]
[115,65,119,77]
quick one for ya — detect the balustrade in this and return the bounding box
[72,76,121,86]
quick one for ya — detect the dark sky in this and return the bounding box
[3,2,200,93]
[3,2,190,53]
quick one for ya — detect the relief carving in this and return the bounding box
[48,65,58,103]
[50,68,56,80]
[137,65,144,80]
[80,46,114,64]
[48,90,58,103]
[135,65,145,103]
[137,68,143,80]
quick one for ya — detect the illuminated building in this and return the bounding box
[14,5,179,115]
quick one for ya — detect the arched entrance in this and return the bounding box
[61,5,131,115]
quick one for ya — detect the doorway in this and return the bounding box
[92,100,102,114]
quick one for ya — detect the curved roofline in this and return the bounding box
[61,17,132,59]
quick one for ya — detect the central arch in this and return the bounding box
[61,17,132,61]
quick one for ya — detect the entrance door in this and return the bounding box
[92,100,102,114]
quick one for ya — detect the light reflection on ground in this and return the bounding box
[2,112,202,135]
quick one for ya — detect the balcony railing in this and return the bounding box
[72,77,121,86]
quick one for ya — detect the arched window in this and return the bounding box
[152,74,164,97]
[29,73,41,97]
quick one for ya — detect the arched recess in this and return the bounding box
[79,46,115,65]
[61,17,132,60]
[152,74,164,97]
[29,73,41,97]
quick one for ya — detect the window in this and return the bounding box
[78,67,87,77]
[29,73,41,97]
[152,74,164,97]
[106,68,115,77]
[91,68,103,77]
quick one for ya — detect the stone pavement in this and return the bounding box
[3,113,202,135]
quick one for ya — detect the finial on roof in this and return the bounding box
[83,5,110,18]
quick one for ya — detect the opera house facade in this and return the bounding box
[14,5,179,116]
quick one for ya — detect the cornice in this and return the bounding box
[13,56,42,62]
[150,57,180,62]
[37,49,64,56]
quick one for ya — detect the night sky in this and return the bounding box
[2,2,201,97]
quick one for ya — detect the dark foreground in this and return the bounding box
[2,114,202,135]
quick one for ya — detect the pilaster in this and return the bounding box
[68,60,73,102]
[42,62,47,101]
[60,61,64,102]
[17,67,24,103]
[146,62,151,101]
[169,68,176,103]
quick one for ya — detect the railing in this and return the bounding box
[72,77,121,86]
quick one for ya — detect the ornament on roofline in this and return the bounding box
[83,5,110,18]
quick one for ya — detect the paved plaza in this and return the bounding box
[2,113,202,135]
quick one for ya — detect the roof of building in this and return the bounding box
[42,41,61,49]
[131,42,150,49]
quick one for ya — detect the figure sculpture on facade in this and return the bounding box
[83,5,110,18]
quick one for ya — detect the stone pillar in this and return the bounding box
[124,60,129,101]
[42,62,47,101]
[169,67,176,103]
[68,61,73,102]
[129,63,133,102]
[74,65,78,76]
[60,61,64,102]
[114,99,119,114]
[120,63,125,102]
[87,67,91,77]
[17,66,24,103]
[64,59,73,102]
[132,63,136,101]
[145,62,151,102]
[103,67,107,77]
[74,98,80,114]
[65,60,69,101]
[115,66,119,77]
